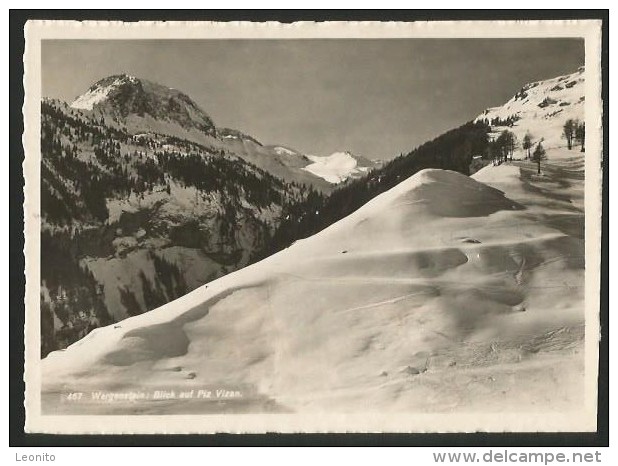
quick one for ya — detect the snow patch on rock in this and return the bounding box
[71,76,128,110]
[273,146,298,156]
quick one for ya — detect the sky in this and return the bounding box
[42,39,584,159]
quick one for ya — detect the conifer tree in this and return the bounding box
[532,142,546,175]
[563,119,575,150]
[522,132,532,159]
[575,121,585,152]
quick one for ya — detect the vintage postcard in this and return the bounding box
[23,19,603,434]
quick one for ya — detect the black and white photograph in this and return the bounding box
[21,19,603,434]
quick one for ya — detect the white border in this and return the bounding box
[23,19,603,434]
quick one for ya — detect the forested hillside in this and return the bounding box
[40,99,314,356]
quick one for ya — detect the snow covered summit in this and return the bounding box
[71,74,138,110]
[303,151,378,183]
[70,73,217,136]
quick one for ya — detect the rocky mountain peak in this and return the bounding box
[71,74,216,136]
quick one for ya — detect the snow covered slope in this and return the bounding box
[43,147,585,415]
[303,151,378,183]
[476,67,585,152]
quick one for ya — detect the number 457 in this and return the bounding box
[65,392,83,401]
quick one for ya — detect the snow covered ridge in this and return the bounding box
[477,67,584,123]
[303,151,377,184]
[475,67,585,150]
